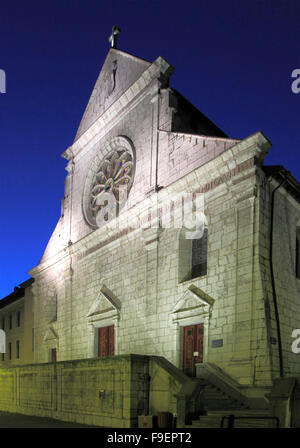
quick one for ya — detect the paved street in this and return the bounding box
[0,411,97,428]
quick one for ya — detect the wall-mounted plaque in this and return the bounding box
[212,339,223,348]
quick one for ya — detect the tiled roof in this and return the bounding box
[0,278,34,309]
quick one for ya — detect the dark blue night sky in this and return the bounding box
[0,0,299,298]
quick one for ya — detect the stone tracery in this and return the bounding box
[83,136,135,228]
[90,149,133,221]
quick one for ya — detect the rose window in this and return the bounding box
[83,137,135,228]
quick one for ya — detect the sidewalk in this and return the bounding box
[0,411,97,428]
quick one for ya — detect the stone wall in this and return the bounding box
[0,355,149,428]
[0,354,199,427]
[258,171,300,379]
[28,44,288,395]
[29,131,275,393]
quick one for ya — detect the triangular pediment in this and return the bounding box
[43,327,58,342]
[74,49,151,142]
[87,285,121,319]
[172,285,215,315]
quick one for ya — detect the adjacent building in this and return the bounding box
[0,279,34,366]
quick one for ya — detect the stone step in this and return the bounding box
[189,413,277,428]
[189,419,221,428]
[202,401,241,410]
[200,384,244,406]
[207,409,272,417]
[190,368,272,428]
[188,407,276,428]
[202,393,230,400]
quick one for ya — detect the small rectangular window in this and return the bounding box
[9,315,12,330]
[1,317,4,330]
[16,340,20,359]
[17,311,21,327]
[32,328,34,352]
[1,353,4,361]
[8,342,12,360]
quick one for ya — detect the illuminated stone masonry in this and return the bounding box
[7,46,299,422]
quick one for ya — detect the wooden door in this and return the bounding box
[98,325,114,357]
[183,323,203,376]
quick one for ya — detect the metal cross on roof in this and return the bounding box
[109,26,121,49]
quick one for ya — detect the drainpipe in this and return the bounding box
[155,88,161,192]
[269,172,287,378]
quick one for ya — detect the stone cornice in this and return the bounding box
[0,296,25,312]
[30,156,257,274]
[159,128,240,145]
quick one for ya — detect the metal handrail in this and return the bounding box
[220,414,280,428]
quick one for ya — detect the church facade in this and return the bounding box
[21,45,300,413]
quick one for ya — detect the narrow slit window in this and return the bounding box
[17,311,21,327]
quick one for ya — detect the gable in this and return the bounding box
[43,327,58,342]
[74,49,151,142]
[171,284,215,323]
[38,217,67,264]
[87,285,121,323]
